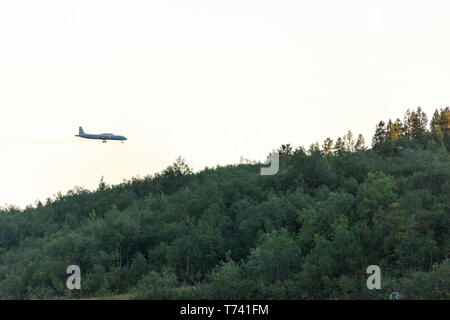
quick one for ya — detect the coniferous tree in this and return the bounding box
[308,142,321,154]
[430,107,449,133]
[355,134,366,151]
[333,137,345,155]
[322,138,333,154]
[430,109,442,133]
[372,120,387,150]
[385,118,404,151]
[278,144,293,156]
[392,118,404,140]
[404,107,428,141]
[343,130,355,152]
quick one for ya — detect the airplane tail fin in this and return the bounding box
[79,127,85,135]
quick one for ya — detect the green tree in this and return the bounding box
[333,137,345,155]
[372,121,388,151]
[322,137,333,154]
[246,229,301,285]
[135,269,178,299]
[355,134,366,151]
[403,107,428,141]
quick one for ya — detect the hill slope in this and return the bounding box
[1,108,449,300]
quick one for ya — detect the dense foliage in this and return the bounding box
[0,107,449,299]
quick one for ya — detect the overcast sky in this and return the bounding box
[1,0,449,207]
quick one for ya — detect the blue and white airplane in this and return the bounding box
[75,127,127,143]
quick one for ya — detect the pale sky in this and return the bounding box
[1,0,449,208]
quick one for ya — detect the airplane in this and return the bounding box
[75,127,127,143]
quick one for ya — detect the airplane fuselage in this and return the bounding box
[76,133,127,141]
[75,127,127,143]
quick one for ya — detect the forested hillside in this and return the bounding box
[0,107,449,300]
